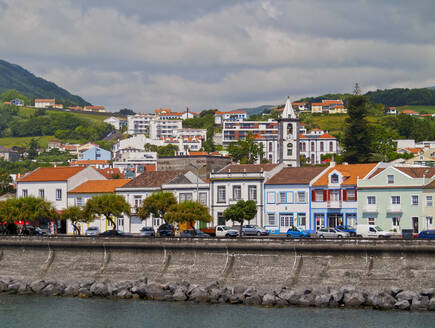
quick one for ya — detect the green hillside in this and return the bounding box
[0,59,90,106]
[397,105,435,114]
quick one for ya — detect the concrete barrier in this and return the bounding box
[0,237,434,290]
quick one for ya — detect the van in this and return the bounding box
[356,224,392,238]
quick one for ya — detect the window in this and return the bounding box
[279,192,287,204]
[217,212,225,225]
[76,197,83,207]
[427,216,433,227]
[330,190,340,201]
[330,174,339,184]
[411,195,419,206]
[320,142,324,152]
[426,196,433,207]
[232,186,241,200]
[300,142,306,152]
[329,142,333,152]
[387,175,394,184]
[311,142,315,152]
[38,189,45,199]
[179,193,193,202]
[248,185,257,202]
[392,217,400,228]
[267,192,275,204]
[268,142,273,152]
[22,189,28,197]
[298,213,306,226]
[287,143,293,156]
[391,196,400,204]
[280,214,294,227]
[134,196,142,207]
[367,196,376,205]
[347,189,356,201]
[199,192,207,206]
[56,189,62,201]
[153,218,161,226]
[267,213,276,226]
[315,190,324,201]
[287,124,293,136]
[347,214,357,228]
[217,186,226,203]
[296,191,306,203]
[368,217,376,225]
[311,154,315,164]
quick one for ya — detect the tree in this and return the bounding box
[223,200,257,237]
[137,191,177,224]
[165,201,212,234]
[0,198,21,234]
[0,169,13,195]
[84,194,130,231]
[227,132,264,164]
[15,197,57,231]
[1,89,29,105]
[342,95,375,163]
[27,138,39,160]
[157,144,178,157]
[61,206,94,235]
[118,108,135,115]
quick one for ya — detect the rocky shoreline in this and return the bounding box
[1,278,434,311]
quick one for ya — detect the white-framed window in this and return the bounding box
[56,189,62,201]
[330,190,340,201]
[391,196,400,204]
[279,192,286,204]
[367,196,376,204]
[347,189,356,201]
[248,185,257,202]
[298,213,306,226]
[267,192,275,204]
[287,143,293,156]
[217,186,226,203]
[296,191,306,203]
[368,217,376,225]
[387,175,394,184]
[22,189,28,197]
[38,189,45,199]
[267,213,276,226]
[76,197,83,207]
[280,214,294,227]
[315,190,324,201]
[426,196,433,207]
[347,214,357,228]
[199,192,207,206]
[330,174,339,184]
[134,195,142,207]
[392,217,400,228]
[411,195,419,206]
[179,193,193,202]
[232,185,241,200]
[217,212,225,225]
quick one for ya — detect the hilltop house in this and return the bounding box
[0,145,18,162]
[35,99,55,108]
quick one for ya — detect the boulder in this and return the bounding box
[117,289,133,299]
[64,284,80,297]
[420,288,435,298]
[298,293,315,306]
[172,287,188,301]
[244,295,262,306]
[314,294,332,307]
[189,287,210,303]
[228,293,243,304]
[370,292,396,310]
[78,287,92,298]
[145,284,173,301]
[390,287,403,297]
[7,282,21,293]
[428,297,435,311]
[411,296,429,311]
[396,290,418,302]
[395,300,410,310]
[90,283,109,297]
[276,290,294,304]
[79,280,95,289]
[343,291,365,307]
[30,280,48,293]
[329,289,344,306]
[262,293,275,307]
[131,283,147,298]
[18,283,32,295]
[0,280,9,292]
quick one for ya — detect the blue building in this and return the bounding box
[11,98,24,106]
[79,146,112,161]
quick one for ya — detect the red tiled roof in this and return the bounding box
[35,99,55,103]
[313,163,378,186]
[98,168,124,179]
[311,103,324,106]
[215,111,247,115]
[292,102,306,106]
[401,109,419,115]
[155,108,171,114]
[322,100,343,105]
[319,133,336,139]
[218,164,279,173]
[69,179,130,193]
[395,167,435,179]
[299,134,307,139]
[189,152,209,156]
[84,106,105,109]
[18,167,85,182]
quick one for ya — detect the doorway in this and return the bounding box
[328,214,343,228]
[412,217,419,233]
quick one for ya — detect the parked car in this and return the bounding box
[157,224,174,237]
[180,229,210,237]
[355,225,392,238]
[286,227,310,238]
[336,225,356,237]
[99,229,130,237]
[85,227,99,236]
[139,226,155,237]
[316,228,349,239]
[215,225,239,238]
[416,230,435,239]
[21,226,46,236]
[241,224,269,236]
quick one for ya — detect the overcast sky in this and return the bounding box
[1,0,435,112]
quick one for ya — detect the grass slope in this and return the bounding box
[0,136,54,148]
[397,105,435,114]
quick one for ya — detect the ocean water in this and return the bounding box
[0,294,434,328]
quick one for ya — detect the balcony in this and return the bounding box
[327,200,341,208]
[387,204,402,213]
[363,204,378,213]
[229,198,241,205]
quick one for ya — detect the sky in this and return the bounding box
[1,0,435,113]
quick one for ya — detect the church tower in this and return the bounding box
[278,96,300,167]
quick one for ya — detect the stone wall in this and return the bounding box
[0,237,434,291]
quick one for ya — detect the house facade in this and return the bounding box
[423,180,435,230]
[264,166,327,234]
[299,130,338,165]
[209,164,282,227]
[0,145,18,162]
[311,163,378,231]
[358,166,435,233]
[35,99,55,108]
[79,146,112,161]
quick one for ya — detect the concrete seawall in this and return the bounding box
[1,237,434,290]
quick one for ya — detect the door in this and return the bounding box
[315,214,325,231]
[412,217,419,233]
[328,214,342,228]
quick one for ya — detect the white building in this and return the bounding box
[149,119,183,139]
[116,170,209,233]
[113,151,158,172]
[104,116,127,130]
[34,99,55,108]
[299,129,338,164]
[278,97,300,167]
[209,163,283,227]
[127,114,155,135]
[215,111,248,125]
[16,166,106,211]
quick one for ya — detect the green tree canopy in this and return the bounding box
[84,194,130,231]
[165,200,212,234]
[227,132,264,164]
[1,89,29,105]
[13,196,58,226]
[61,206,94,235]
[138,191,177,223]
[223,200,257,236]
[0,169,13,195]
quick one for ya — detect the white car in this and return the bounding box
[356,225,392,238]
[215,225,239,237]
[316,228,349,239]
[85,227,99,236]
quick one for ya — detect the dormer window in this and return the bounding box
[330,173,339,184]
[387,175,394,184]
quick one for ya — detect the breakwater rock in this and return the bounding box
[1,278,434,311]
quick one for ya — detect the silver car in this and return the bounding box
[85,226,99,236]
[316,228,349,239]
[139,226,155,237]
[241,224,269,236]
